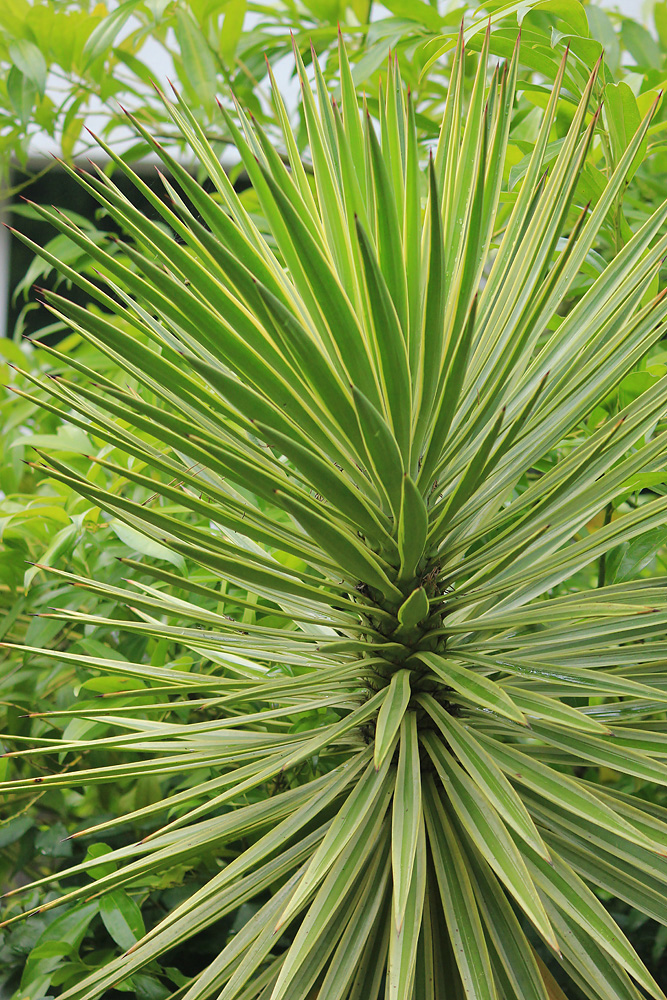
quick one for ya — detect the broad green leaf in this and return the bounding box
[352,384,404,506]
[82,0,140,68]
[355,216,411,458]
[374,669,411,769]
[503,688,612,734]
[109,521,186,571]
[529,720,667,787]
[317,845,390,1000]
[219,0,246,66]
[524,847,664,999]
[270,803,393,1000]
[396,586,429,630]
[423,733,557,949]
[424,778,498,1000]
[173,10,218,113]
[419,695,550,858]
[412,651,526,725]
[9,38,47,95]
[391,712,421,930]
[275,754,394,930]
[99,890,145,950]
[397,474,428,582]
[277,490,402,602]
[387,812,426,999]
[465,849,550,1000]
[476,731,667,854]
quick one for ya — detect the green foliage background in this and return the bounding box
[4,1,667,997]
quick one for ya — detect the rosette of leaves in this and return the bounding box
[6,29,667,1000]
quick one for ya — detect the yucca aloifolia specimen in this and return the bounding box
[8,28,667,1000]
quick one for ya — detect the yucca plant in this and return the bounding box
[6,28,667,1000]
